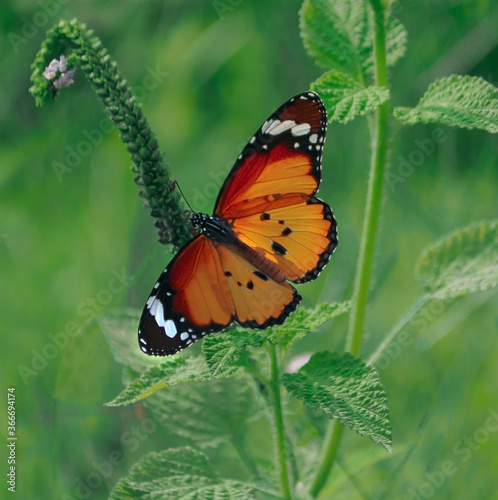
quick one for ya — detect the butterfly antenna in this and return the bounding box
[172,180,195,214]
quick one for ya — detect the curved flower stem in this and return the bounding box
[268,344,293,500]
[311,1,390,497]
[29,19,191,249]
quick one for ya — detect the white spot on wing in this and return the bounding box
[180,332,189,341]
[291,123,311,137]
[265,119,297,136]
[309,133,318,144]
[153,301,165,327]
[261,120,271,133]
[164,319,177,338]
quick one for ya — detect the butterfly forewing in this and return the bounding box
[214,92,327,218]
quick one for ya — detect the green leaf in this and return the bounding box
[283,351,392,452]
[394,75,498,133]
[266,302,351,349]
[144,377,264,449]
[312,70,389,123]
[415,220,498,299]
[106,355,216,406]
[109,448,254,500]
[300,0,406,83]
[384,12,407,70]
[203,328,266,378]
[202,303,351,377]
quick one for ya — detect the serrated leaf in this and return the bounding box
[415,220,498,299]
[384,12,407,70]
[283,351,392,452]
[203,328,266,378]
[300,0,406,83]
[394,75,498,133]
[312,70,389,123]
[109,448,254,500]
[107,356,215,406]
[203,303,351,377]
[266,302,351,348]
[145,377,264,449]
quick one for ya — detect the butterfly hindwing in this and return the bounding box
[232,196,337,283]
[215,242,301,328]
[138,235,232,356]
[138,235,301,356]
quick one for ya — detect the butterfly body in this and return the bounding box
[192,212,287,284]
[139,92,337,356]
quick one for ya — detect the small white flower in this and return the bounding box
[43,59,60,80]
[43,55,75,89]
[54,69,76,89]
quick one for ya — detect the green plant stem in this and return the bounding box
[347,0,389,356]
[310,420,344,498]
[311,1,390,497]
[268,345,293,500]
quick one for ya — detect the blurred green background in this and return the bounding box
[1,0,497,498]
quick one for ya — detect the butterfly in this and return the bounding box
[138,91,337,356]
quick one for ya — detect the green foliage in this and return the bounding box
[22,1,498,500]
[202,302,350,377]
[106,356,216,406]
[109,448,255,500]
[312,70,389,123]
[416,220,498,299]
[283,352,392,452]
[394,75,498,133]
[266,302,351,348]
[300,0,406,83]
[143,377,262,449]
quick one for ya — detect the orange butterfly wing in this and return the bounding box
[138,235,299,355]
[215,92,337,283]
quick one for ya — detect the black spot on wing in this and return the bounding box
[253,270,269,281]
[271,241,287,256]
